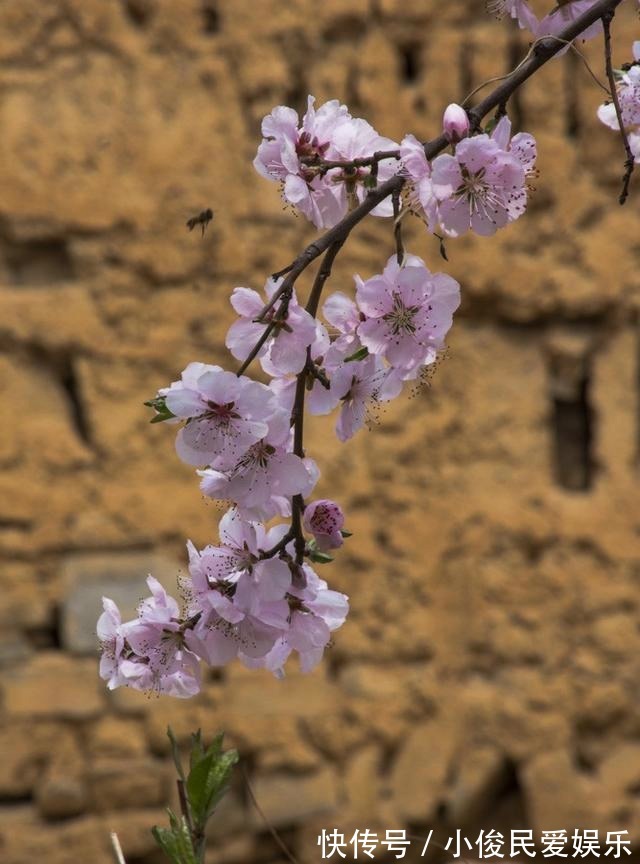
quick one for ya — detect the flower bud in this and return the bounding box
[442,103,470,144]
[303,499,345,551]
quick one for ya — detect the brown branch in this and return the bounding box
[602,9,635,204]
[305,239,346,317]
[235,314,279,377]
[392,187,404,265]
[299,149,400,174]
[286,239,348,565]
[290,371,308,566]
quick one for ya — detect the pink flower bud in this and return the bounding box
[303,499,345,551]
[442,103,470,143]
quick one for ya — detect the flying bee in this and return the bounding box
[186,208,214,236]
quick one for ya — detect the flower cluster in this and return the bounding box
[99,0,636,698]
[401,115,537,237]
[98,511,349,696]
[254,96,399,229]
[597,41,640,163]
[97,91,534,694]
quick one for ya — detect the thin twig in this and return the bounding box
[286,239,348,565]
[392,188,404,266]
[242,766,300,864]
[305,239,346,317]
[602,9,635,204]
[236,315,279,377]
[271,261,295,280]
[462,36,609,107]
[299,149,399,174]
[110,833,127,864]
[259,530,294,559]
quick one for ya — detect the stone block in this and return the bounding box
[36,774,88,820]
[88,758,169,811]
[60,551,183,654]
[249,768,339,829]
[520,750,597,832]
[445,744,509,825]
[88,717,148,758]
[390,717,458,822]
[3,653,104,720]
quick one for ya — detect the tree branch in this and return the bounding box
[256,0,625,322]
[601,8,635,204]
[234,0,626,571]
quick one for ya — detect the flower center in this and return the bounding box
[383,292,419,335]
[206,401,240,425]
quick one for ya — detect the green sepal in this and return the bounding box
[309,549,334,564]
[363,175,378,189]
[340,529,353,538]
[343,346,369,363]
[484,114,501,136]
[145,395,175,423]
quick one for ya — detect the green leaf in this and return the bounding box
[152,810,198,864]
[152,825,181,864]
[203,749,239,820]
[186,736,239,827]
[186,751,215,824]
[343,346,369,363]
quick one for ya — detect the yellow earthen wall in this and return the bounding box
[1,1,640,862]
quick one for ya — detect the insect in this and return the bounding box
[186,208,214,236]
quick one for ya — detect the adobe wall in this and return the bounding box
[1,2,639,862]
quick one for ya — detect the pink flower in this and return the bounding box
[182,526,290,666]
[116,576,202,698]
[258,565,349,676]
[303,499,345,551]
[330,353,387,442]
[597,43,640,166]
[431,134,526,236]
[598,43,640,131]
[254,96,398,229]
[486,0,539,32]
[356,254,460,376]
[254,97,352,228]
[399,134,438,231]
[226,278,317,377]
[117,651,201,699]
[537,0,602,47]
[198,441,319,523]
[491,116,537,176]
[160,363,277,469]
[443,104,470,144]
[327,118,399,218]
[97,597,127,690]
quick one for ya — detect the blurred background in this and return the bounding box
[1,0,640,862]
